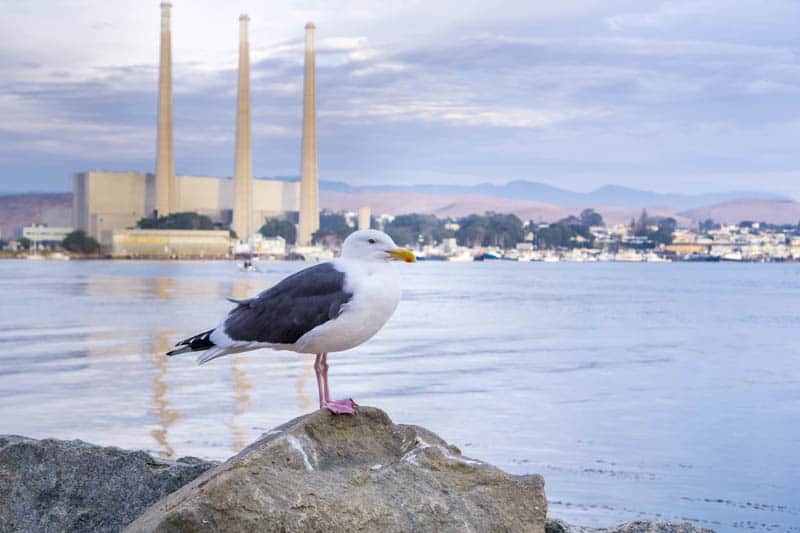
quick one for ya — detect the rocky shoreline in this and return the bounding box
[0,407,713,533]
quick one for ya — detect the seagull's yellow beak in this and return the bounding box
[386,247,416,263]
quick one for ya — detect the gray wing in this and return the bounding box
[223,262,353,344]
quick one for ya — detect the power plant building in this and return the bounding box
[73,171,299,245]
[72,4,318,247]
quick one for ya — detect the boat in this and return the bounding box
[447,250,474,262]
[683,253,720,262]
[614,250,644,262]
[720,251,743,262]
[474,252,501,261]
[237,259,257,272]
[644,252,671,263]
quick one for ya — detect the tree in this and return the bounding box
[699,218,717,232]
[384,213,452,246]
[259,218,297,244]
[17,237,32,250]
[137,212,214,230]
[485,213,524,248]
[579,208,604,227]
[455,214,488,248]
[312,211,354,245]
[651,217,676,245]
[534,214,596,249]
[455,213,523,248]
[62,230,101,254]
[635,209,649,235]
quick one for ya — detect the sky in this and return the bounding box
[1,0,799,197]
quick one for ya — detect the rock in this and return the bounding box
[0,435,215,533]
[546,518,714,533]
[126,406,548,533]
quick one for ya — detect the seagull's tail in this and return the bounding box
[167,329,215,357]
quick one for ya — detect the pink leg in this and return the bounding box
[314,354,326,409]
[314,352,356,415]
[321,353,330,403]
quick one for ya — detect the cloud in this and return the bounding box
[1,1,799,197]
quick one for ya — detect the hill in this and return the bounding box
[0,193,72,240]
[320,191,690,226]
[321,180,786,210]
[680,199,800,225]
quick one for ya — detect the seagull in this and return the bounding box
[166,229,416,414]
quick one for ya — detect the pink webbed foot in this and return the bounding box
[321,398,358,415]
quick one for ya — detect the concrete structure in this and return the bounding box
[155,2,176,216]
[231,14,254,240]
[358,206,371,230]
[73,171,299,245]
[71,12,309,247]
[297,22,319,246]
[73,172,154,244]
[111,229,231,258]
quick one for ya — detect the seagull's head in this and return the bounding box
[341,229,416,263]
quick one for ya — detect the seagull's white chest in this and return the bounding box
[294,260,400,354]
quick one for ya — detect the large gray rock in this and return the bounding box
[126,407,548,533]
[546,518,714,533]
[0,435,215,533]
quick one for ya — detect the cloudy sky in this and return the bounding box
[1,0,799,196]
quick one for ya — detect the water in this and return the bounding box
[0,259,798,531]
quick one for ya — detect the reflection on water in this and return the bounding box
[296,353,316,412]
[230,356,252,454]
[150,329,179,458]
[0,260,799,532]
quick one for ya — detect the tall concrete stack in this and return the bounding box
[297,22,319,246]
[231,14,254,240]
[155,2,176,216]
[358,207,371,230]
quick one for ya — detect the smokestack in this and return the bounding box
[155,2,176,216]
[358,206,371,230]
[232,14,254,240]
[297,22,319,246]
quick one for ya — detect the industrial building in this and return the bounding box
[73,171,299,246]
[72,3,320,249]
[110,229,232,258]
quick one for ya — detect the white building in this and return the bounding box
[22,225,74,247]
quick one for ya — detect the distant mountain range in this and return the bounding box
[0,192,72,240]
[320,180,789,210]
[1,181,797,238]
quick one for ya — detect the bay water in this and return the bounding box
[0,259,798,531]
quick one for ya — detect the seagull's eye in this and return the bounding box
[367,238,376,244]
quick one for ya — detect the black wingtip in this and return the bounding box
[167,329,216,356]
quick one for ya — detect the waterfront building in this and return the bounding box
[249,234,287,258]
[111,229,231,258]
[22,224,74,247]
